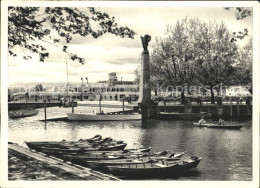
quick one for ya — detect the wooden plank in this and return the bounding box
[8,143,120,181]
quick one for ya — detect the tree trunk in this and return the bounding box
[210,87,215,104]
[181,91,185,104]
[154,89,157,96]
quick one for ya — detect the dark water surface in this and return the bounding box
[8,107,252,181]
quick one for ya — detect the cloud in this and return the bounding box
[8,7,252,85]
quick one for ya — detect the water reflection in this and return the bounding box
[8,108,252,181]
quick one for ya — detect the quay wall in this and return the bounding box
[8,101,253,119]
[157,104,252,119]
[8,102,61,111]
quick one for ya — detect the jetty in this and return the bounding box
[8,142,120,181]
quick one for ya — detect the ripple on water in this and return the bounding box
[8,107,252,180]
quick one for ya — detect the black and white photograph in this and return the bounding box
[0,1,259,187]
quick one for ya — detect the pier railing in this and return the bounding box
[9,98,60,104]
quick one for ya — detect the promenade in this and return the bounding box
[8,143,120,180]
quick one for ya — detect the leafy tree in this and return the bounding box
[231,38,252,93]
[224,7,251,43]
[8,7,135,64]
[151,18,240,104]
[224,7,252,20]
[151,18,199,103]
[193,21,238,104]
[224,7,252,95]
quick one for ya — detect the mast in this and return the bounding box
[99,94,102,114]
[66,59,69,98]
[122,97,125,114]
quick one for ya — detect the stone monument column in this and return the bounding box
[137,34,158,119]
[138,51,151,103]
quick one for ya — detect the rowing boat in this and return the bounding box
[33,143,127,154]
[67,112,142,121]
[9,109,39,118]
[193,122,243,129]
[87,152,185,170]
[107,156,201,177]
[25,136,124,151]
[25,135,102,148]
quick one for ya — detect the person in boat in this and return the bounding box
[218,118,225,125]
[101,110,105,115]
[198,116,206,126]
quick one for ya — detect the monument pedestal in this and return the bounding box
[217,97,223,116]
[138,100,158,119]
[184,97,192,113]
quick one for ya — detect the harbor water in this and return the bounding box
[8,106,252,180]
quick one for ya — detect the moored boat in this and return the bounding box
[123,147,152,153]
[107,156,201,177]
[193,122,243,129]
[25,135,123,150]
[9,109,39,118]
[87,152,185,170]
[67,112,142,121]
[80,134,102,142]
[29,142,127,154]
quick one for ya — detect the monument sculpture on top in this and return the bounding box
[137,34,158,119]
[141,34,151,51]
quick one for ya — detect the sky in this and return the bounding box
[8,7,253,86]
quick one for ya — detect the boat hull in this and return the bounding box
[193,123,243,129]
[9,109,39,118]
[26,142,127,154]
[67,113,142,121]
[107,158,201,177]
[87,152,184,171]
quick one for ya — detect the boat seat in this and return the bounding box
[107,156,117,158]
[154,163,167,167]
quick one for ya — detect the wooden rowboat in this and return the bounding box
[87,152,185,170]
[25,136,123,150]
[193,122,243,129]
[107,156,201,177]
[67,112,142,121]
[9,109,39,118]
[32,143,127,154]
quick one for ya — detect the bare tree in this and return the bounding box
[151,18,199,103]
[194,21,238,104]
[231,38,252,93]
